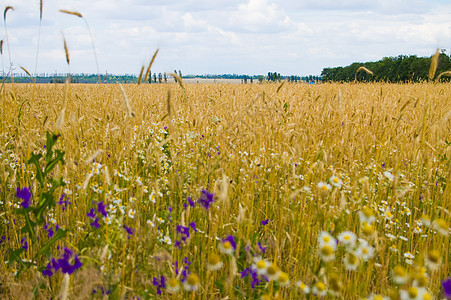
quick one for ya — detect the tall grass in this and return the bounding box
[0,82,450,299]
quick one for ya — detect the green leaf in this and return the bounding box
[36,229,67,258]
[27,153,44,185]
[45,132,60,164]
[8,248,25,268]
[44,150,65,175]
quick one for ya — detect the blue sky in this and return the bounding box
[2,0,451,76]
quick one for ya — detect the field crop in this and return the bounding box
[0,82,450,299]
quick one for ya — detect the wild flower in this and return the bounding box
[297,281,310,294]
[442,278,451,298]
[198,189,215,209]
[317,181,332,192]
[241,266,261,288]
[355,240,375,261]
[337,231,357,248]
[391,265,409,285]
[343,253,360,271]
[166,278,180,294]
[383,171,394,181]
[432,219,449,236]
[123,225,134,238]
[183,273,200,291]
[328,274,343,297]
[20,237,28,250]
[358,207,376,224]
[318,231,337,249]
[329,175,343,188]
[16,187,32,208]
[253,258,269,275]
[207,253,223,271]
[218,235,236,255]
[127,208,136,219]
[312,281,327,297]
[277,272,290,287]
[42,247,82,277]
[424,250,441,270]
[152,276,166,295]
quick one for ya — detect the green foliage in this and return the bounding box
[322,52,451,82]
[8,132,67,273]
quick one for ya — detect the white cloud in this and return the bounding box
[1,0,450,75]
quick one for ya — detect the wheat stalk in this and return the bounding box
[354,66,373,81]
[170,73,184,90]
[137,65,144,85]
[63,37,70,65]
[435,71,451,82]
[20,66,31,77]
[119,84,135,117]
[144,48,159,82]
[59,9,82,18]
[429,48,440,80]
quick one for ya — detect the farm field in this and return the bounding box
[0,82,450,299]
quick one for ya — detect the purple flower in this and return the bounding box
[187,197,195,207]
[43,247,82,277]
[21,237,28,250]
[0,235,6,244]
[16,187,32,208]
[257,242,266,254]
[443,278,451,298]
[189,222,197,232]
[97,202,108,217]
[57,194,71,211]
[222,235,236,250]
[123,225,134,238]
[152,276,166,295]
[86,208,96,219]
[177,225,190,241]
[90,218,100,229]
[261,219,269,226]
[241,267,261,289]
[197,189,215,210]
[174,240,182,249]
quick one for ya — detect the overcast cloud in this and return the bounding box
[2,0,450,76]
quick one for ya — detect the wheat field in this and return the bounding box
[0,82,450,299]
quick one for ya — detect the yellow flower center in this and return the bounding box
[222,241,232,249]
[321,245,334,256]
[427,250,440,263]
[168,278,178,287]
[408,287,418,298]
[363,207,373,217]
[278,272,289,283]
[344,235,350,240]
[333,178,339,183]
[256,260,266,269]
[208,254,220,265]
[186,274,199,286]
[347,254,357,264]
[323,236,330,242]
[315,282,326,291]
[393,265,406,277]
[267,264,278,276]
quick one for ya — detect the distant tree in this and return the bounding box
[153,73,157,83]
[148,71,152,84]
[178,70,182,79]
[158,72,162,83]
[164,72,167,83]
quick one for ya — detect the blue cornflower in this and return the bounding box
[152,276,166,295]
[261,219,269,226]
[97,201,108,217]
[176,225,190,241]
[86,208,96,219]
[90,218,100,229]
[57,194,71,211]
[123,225,134,238]
[443,278,451,298]
[21,237,28,250]
[197,189,215,210]
[189,222,197,232]
[43,247,82,277]
[0,235,6,244]
[258,242,266,254]
[16,187,32,208]
[241,266,261,289]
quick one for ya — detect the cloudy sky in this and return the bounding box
[2,0,451,76]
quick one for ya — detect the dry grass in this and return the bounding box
[0,82,450,299]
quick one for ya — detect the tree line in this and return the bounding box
[321,51,451,82]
